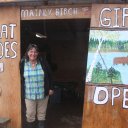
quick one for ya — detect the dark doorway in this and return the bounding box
[21,19,90,128]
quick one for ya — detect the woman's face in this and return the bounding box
[28,48,38,61]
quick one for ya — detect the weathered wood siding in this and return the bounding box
[82,4,128,128]
[0,6,21,128]
[82,84,128,128]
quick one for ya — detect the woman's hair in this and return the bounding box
[24,43,40,62]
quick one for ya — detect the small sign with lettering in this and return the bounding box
[21,6,91,20]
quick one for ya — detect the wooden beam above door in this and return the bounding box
[21,5,91,20]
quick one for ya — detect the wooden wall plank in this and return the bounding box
[91,4,128,28]
[82,85,128,128]
[82,4,128,128]
[0,6,21,128]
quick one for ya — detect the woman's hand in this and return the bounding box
[49,90,54,95]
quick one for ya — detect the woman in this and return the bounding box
[20,44,54,128]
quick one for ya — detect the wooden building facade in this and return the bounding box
[0,0,128,128]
